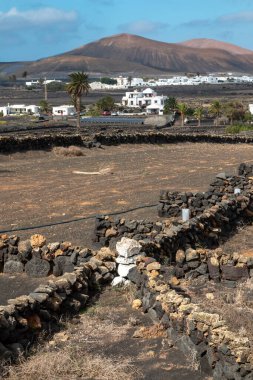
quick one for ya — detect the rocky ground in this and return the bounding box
[5,287,212,380]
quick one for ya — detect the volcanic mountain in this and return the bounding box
[9,34,253,77]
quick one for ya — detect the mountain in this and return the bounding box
[8,34,253,77]
[179,38,253,56]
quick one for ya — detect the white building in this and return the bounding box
[249,104,253,115]
[25,80,40,87]
[52,105,75,116]
[122,88,167,114]
[0,104,40,116]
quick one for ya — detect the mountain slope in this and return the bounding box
[15,34,253,77]
[180,38,253,56]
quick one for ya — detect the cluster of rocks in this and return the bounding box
[171,246,253,287]
[0,233,97,277]
[112,237,143,286]
[158,171,253,218]
[130,257,253,380]
[0,244,116,360]
[94,215,164,248]
[238,163,253,177]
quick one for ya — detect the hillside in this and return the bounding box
[6,34,253,77]
[180,38,253,55]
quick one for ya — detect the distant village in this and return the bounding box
[1,72,253,118]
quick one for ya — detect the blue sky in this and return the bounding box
[1,0,253,61]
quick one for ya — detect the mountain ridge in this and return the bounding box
[2,34,253,78]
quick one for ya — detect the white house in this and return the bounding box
[146,95,167,115]
[249,104,253,115]
[52,105,75,116]
[0,104,40,116]
[122,88,167,114]
[25,80,40,87]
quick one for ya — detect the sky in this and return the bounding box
[1,0,253,61]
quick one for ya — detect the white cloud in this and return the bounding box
[118,20,169,34]
[219,11,253,23]
[0,7,78,31]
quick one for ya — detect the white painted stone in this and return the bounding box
[116,255,138,265]
[116,237,142,258]
[118,263,136,278]
[111,276,126,287]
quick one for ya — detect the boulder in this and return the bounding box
[111,276,127,287]
[18,240,32,255]
[25,257,51,277]
[3,260,24,274]
[30,234,46,248]
[53,256,74,277]
[118,263,136,278]
[116,255,138,265]
[116,237,142,258]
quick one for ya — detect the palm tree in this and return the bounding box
[209,100,222,126]
[193,106,204,127]
[66,72,90,132]
[177,103,188,127]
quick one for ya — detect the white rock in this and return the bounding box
[118,263,136,278]
[111,276,126,287]
[116,237,142,258]
[116,255,138,265]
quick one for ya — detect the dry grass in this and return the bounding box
[7,347,141,380]
[52,146,85,157]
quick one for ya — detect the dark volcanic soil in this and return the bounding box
[1,143,253,247]
[1,83,253,107]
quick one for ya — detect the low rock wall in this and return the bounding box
[0,244,116,360]
[94,193,253,261]
[158,173,252,218]
[2,132,253,154]
[129,258,253,380]
[0,234,97,277]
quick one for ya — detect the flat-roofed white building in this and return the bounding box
[0,104,40,116]
[122,88,167,114]
[52,105,75,116]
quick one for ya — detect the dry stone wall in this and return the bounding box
[0,234,96,277]
[128,257,253,380]
[0,244,116,361]
[158,171,253,218]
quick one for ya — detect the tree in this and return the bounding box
[209,100,222,126]
[193,106,204,127]
[39,100,50,113]
[177,103,188,127]
[22,71,28,78]
[100,77,117,85]
[163,97,178,114]
[66,72,90,133]
[96,96,115,112]
[8,74,16,82]
[223,101,245,125]
[127,76,132,86]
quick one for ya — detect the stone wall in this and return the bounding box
[127,258,253,380]
[0,244,116,360]
[158,172,252,218]
[94,193,253,262]
[2,132,253,154]
[0,234,100,277]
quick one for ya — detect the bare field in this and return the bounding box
[1,142,253,247]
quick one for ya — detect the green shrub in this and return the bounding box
[225,124,253,134]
